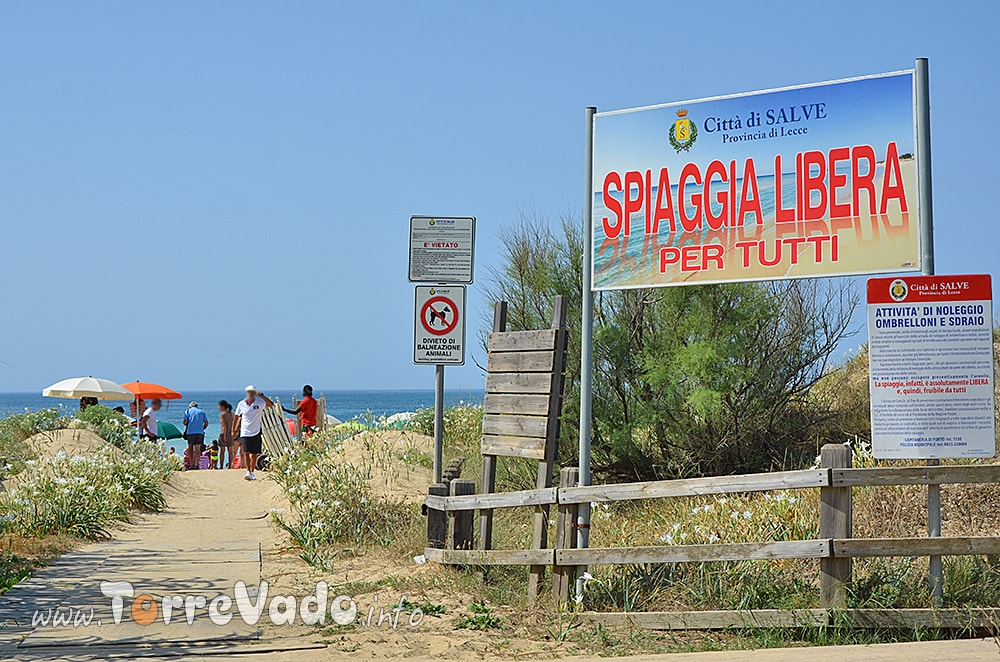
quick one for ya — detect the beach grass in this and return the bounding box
[0,409,178,593]
[268,404,1000,655]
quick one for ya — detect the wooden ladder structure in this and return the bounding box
[479,295,569,598]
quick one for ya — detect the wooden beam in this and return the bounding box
[582,608,1000,630]
[833,465,1000,487]
[478,301,507,553]
[558,469,829,504]
[528,295,567,602]
[843,608,1000,629]
[482,413,548,439]
[553,467,580,604]
[583,609,830,630]
[481,435,546,460]
[446,479,476,551]
[819,444,852,610]
[484,393,550,417]
[556,540,831,566]
[424,487,557,512]
[487,351,555,373]
[423,547,554,566]
[486,373,553,395]
[487,329,557,352]
[834,536,1000,558]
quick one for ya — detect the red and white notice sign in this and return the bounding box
[867,274,995,459]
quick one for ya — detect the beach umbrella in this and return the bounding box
[42,376,134,401]
[121,381,183,400]
[157,421,184,440]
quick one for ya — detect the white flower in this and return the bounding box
[708,534,720,543]
[581,572,594,582]
[743,510,752,520]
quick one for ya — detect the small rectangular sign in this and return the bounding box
[867,274,995,459]
[414,285,466,365]
[408,216,476,284]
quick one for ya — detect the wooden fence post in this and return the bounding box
[426,483,448,549]
[448,479,476,551]
[479,302,507,551]
[553,466,580,604]
[820,444,852,609]
[527,295,568,600]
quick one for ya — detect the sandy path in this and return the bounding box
[0,468,319,659]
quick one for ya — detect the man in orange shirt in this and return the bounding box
[283,384,319,437]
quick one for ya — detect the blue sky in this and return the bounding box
[0,1,997,392]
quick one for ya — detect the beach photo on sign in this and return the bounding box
[593,73,918,289]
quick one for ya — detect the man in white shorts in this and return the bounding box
[232,385,274,481]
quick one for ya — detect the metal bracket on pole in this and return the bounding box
[915,56,941,606]
[576,106,597,602]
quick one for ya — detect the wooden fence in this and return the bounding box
[423,444,1000,629]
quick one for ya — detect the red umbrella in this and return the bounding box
[122,381,183,400]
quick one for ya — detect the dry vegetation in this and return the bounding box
[267,342,1000,655]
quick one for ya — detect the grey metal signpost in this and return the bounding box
[915,57,941,604]
[576,106,597,601]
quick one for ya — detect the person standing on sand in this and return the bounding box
[183,401,209,469]
[232,385,273,481]
[282,384,319,438]
[139,399,162,441]
[218,400,235,469]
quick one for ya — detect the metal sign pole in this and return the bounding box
[915,57,941,605]
[434,364,445,484]
[576,106,597,601]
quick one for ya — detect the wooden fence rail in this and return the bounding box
[423,445,1000,627]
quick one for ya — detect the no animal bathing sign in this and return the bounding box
[413,286,466,365]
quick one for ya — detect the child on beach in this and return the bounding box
[209,441,219,470]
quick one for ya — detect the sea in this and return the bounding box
[0,389,484,450]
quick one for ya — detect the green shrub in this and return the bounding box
[0,408,67,476]
[0,440,175,540]
[270,445,416,570]
[77,404,132,447]
[405,403,483,450]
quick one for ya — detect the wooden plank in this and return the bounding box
[486,372,553,395]
[843,608,1000,629]
[553,467,580,604]
[482,413,548,439]
[834,536,1000,558]
[424,487,557,512]
[484,393,551,417]
[481,435,546,460]
[478,301,507,553]
[584,608,1000,631]
[557,540,831,566]
[487,350,555,374]
[488,329,557,352]
[447,479,476,550]
[558,469,829,504]
[833,465,1000,487]
[584,609,830,630]
[426,483,448,549]
[819,444,852,610]
[423,547,554,566]
[529,294,567,602]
